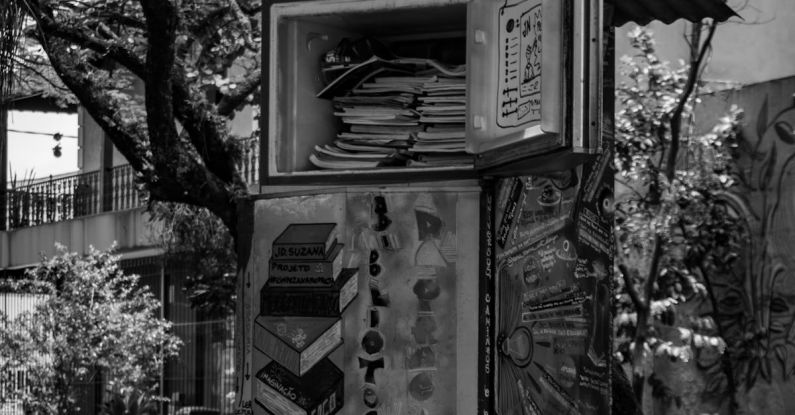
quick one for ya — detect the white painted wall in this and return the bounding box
[1,208,161,269]
[615,0,795,87]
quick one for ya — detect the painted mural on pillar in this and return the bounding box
[698,94,795,397]
[239,189,479,415]
[490,149,614,415]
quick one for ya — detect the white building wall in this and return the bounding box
[615,0,795,86]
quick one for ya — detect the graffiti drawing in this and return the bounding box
[491,152,613,415]
[698,95,795,399]
[497,0,543,127]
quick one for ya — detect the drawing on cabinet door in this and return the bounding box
[496,0,545,129]
[468,0,602,169]
[491,149,613,414]
[242,189,479,415]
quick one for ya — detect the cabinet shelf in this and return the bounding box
[261,0,602,184]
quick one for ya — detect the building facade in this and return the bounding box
[0,102,258,415]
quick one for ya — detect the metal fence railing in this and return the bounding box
[0,401,23,415]
[0,293,47,415]
[3,141,260,231]
[237,142,259,186]
[122,258,237,415]
[166,319,236,415]
[108,164,143,212]
[4,170,101,230]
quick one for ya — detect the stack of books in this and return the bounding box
[411,77,468,166]
[309,93,419,169]
[254,223,357,415]
[310,56,474,170]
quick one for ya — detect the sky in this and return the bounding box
[6,110,79,182]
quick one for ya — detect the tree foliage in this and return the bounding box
[613,26,745,411]
[149,201,237,318]
[0,244,181,415]
[0,0,262,240]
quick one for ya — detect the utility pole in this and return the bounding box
[1,102,7,231]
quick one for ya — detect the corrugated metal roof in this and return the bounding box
[609,0,739,27]
[5,93,77,113]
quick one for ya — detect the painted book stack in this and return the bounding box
[254,223,356,415]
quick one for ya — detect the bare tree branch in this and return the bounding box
[170,69,246,186]
[217,68,260,116]
[42,39,150,175]
[666,21,717,181]
[228,0,255,50]
[9,56,73,95]
[89,12,146,30]
[619,263,646,310]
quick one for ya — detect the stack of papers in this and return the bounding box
[311,57,473,170]
[413,77,466,155]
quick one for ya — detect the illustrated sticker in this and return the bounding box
[498,0,543,128]
[491,165,613,415]
[344,192,460,415]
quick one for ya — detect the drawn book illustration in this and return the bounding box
[261,268,359,316]
[269,243,344,282]
[254,315,342,376]
[254,358,343,415]
[272,223,338,260]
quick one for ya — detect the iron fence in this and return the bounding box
[122,258,237,415]
[166,319,236,415]
[108,164,143,212]
[3,143,259,231]
[0,293,47,415]
[237,142,259,186]
[4,170,101,229]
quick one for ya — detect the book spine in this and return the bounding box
[308,376,343,415]
[272,243,329,260]
[260,289,346,317]
[255,360,343,415]
[253,322,300,376]
[262,270,357,317]
[338,272,358,315]
[254,375,304,415]
[269,252,342,281]
[299,320,342,376]
[267,275,336,287]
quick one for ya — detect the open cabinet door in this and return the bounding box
[467,0,603,174]
[236,187,480,415]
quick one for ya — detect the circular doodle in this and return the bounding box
[413,279,441,300]
[363,386,379,408]
[408,372,435,401]
[362,330,385,355]
[500,326,533,367]
[598,187,614,220]
[555,239,577,262]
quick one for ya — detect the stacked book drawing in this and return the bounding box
[311,56,473,170]
[254,223,356,415]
